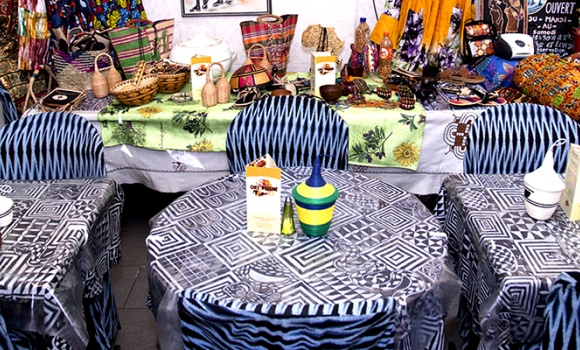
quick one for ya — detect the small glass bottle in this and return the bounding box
[378,31,393,79]
[354,17,371,54]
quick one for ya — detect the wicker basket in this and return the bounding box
[110,60,159,106]
[148,62,190,93]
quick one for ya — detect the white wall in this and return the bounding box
[143,0,381,73]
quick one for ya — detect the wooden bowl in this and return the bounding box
[110,75,159,106]
[319,84,343,103]
[271,89,292,97]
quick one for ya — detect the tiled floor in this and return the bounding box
[110,184,463,349]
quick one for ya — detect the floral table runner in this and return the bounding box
[97,74,426,170]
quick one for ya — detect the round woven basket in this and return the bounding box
[157,71,190,93]
[110,75,159,106]
[148,62,190,94]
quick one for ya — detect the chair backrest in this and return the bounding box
[0,112,106,180]
[177,291,396,350]
[226,95,349,173]
[464,103,580,174]
[0,86,19,126]
[542,271,580,350]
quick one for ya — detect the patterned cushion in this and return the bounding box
[464,103,580,174]
[178,291,397,350]
[474,55,520,92]
[513,54,580,120]
[226,95,349,173]
[0,112,106,180]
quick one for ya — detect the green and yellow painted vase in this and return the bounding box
[291,156,339,237]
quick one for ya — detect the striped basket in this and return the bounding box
[52,48,112,91]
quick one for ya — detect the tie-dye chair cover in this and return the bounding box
[0,86,18,125]
[226,95,349,174]
[178,291,397,350]
[464,103,580,174]
[543,271,580,350]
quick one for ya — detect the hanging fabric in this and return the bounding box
[371,0,474,71]
[17,0,51,70]
[93,0,148,30]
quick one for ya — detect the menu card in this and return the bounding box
[560,144,580,221]
[311,52,337,98]
[190,56,212,101]
[246,155,281,233]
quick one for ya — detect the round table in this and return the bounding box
[147,167,457,349]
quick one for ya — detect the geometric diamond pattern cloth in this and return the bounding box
[148,167,458,349]
[226,95,350,174]
[437,173,580,349]
[464,103,580,175]
[0,177,121,350]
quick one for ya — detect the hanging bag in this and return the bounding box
[240,14,298,77]
[109,19,174,79]
[462,20,498,62]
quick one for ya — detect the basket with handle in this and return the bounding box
[110,60,159,106]
[247,44,271,73]
[91,53,111,98]
[202,62,230,107]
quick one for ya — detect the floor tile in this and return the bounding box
[124,266,151,309]
[110,266,139,309]
[114,308,158,350]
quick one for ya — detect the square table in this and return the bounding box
[0,177,122,349]
[435,173,580,349]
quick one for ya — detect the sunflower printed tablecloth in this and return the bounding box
[97,78,426,170]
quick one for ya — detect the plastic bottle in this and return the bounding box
[378,31,393,79]
[354,17,370,54]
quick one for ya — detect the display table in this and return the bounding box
[0,177,122,349]
[24,81,484,194]
[147,167,459,349]
[435,173,580,349]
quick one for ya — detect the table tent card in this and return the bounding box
[246,154,281,233]
[311,52,336,97]
[560,143,580,221]
[190,56,212,101]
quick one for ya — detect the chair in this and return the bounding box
[0,111,121,349]
[542,271,580,350]
[463,103,580,174]
[0,111,106,180]
[226,95,349,173]
[0,86,19,126]
[177,291,397,350]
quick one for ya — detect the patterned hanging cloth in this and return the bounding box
[371,0,474,71]
[17,0,51,70]
[93,0,148,29]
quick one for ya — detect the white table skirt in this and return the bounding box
[92,108,481,194]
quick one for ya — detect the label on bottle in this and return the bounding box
[380,47,393,60]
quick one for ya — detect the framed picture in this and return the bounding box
[182,0,272,17]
